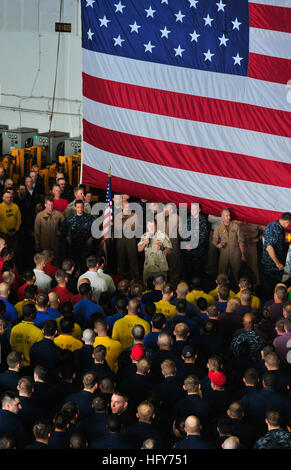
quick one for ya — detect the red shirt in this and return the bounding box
[53,198,68,213]
[14,268,24,287]
[72,293,82,304]
[111,275,123,289]
[44,263,59,279]
[17,282,41,301]
[49,286,76,307]
[17,282,29,301]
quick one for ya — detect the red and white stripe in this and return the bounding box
[81,1,291,225]
[102,201,112,239]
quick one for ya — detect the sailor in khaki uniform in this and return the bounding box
[234,221,265,286]
[212,209,246,284]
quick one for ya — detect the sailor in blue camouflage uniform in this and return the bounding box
[261,213,291,299]
[231,327,264,363]
[61,199,95,270]
[253,409,291,449]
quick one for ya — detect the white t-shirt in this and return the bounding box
[33,269,52,293]
[77,270,107,303]
[97,269,116,294]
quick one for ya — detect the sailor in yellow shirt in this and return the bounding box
[208,273,236,302]
[0,191,22,234]
[0,191,21,252]
[154,283,176,320]
[235,276,261,310]
[186,289,216,307]
[93,318,122,373]
[183,277,215,307]
[112,299,150,351]
[15,294,39,318]
[9,302,43,366]
[54,317,83,352]
[208,286,236,302]
[235,290,260,310]
[56,315,82,340]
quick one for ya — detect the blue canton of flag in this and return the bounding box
[82,0,249,76]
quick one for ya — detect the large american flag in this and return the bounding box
[81,0,291,225]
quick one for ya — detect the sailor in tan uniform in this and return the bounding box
[234,221,266,286]
[212,209,246,284]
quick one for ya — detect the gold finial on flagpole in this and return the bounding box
[108,163,111,176]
